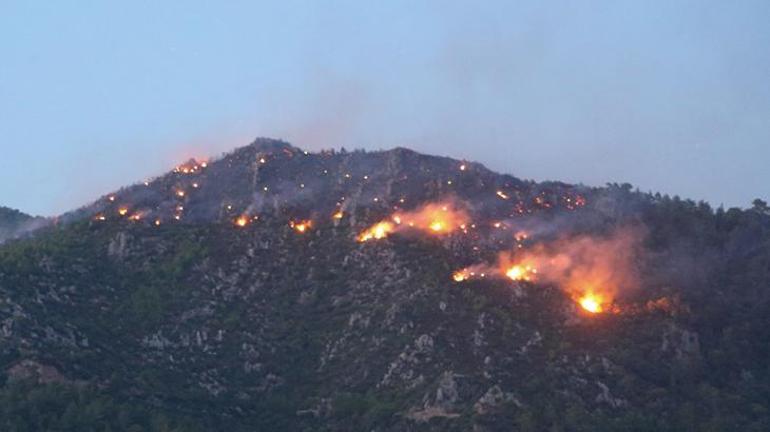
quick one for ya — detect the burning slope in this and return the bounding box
[358,201,470,242]
[453,228,642,314]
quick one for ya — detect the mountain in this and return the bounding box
[1,138,769,431]
[0,207,46,244]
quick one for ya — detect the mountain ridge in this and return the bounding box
[0,138,769,431]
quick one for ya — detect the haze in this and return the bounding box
[1,1,768,216]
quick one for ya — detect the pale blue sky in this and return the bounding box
[1,1,768,216]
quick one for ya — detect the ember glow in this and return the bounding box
[290,220,312,233]
[174,159,208,174]
[451,266,488,282]
[332,210,344,220]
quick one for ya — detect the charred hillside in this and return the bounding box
[62,138,587,229]
[0,138,769,432]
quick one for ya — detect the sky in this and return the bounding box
[1,1,768,216]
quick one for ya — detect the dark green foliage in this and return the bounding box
[0,143,769,431]
[0,380,201,432]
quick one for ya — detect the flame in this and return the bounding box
[235,216,249,227]
[176,190,186,197]
[108,196,115,202]
[154,219,161,226]
[451,266,488,282]
[290,220,312,233]
[175,159,208,174]
[453,229,640,315]
[94,214,106,221]
[118,208,128,216]
[578,293,603,314]
[505,264,537,281]
[358,221,395,242]
[128,212,142,221]
[333,211,344,220]
[496,190,509,200]
[429,221,445,232]
[358,201,469,242]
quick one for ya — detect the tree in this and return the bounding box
[751,199,768,213]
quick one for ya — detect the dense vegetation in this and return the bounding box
[0,142,768,431]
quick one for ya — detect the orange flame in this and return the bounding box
[578,292,604,314]
[359,201,469,242]
[452,229,640,315]
[504,264,537,281]
[118,208,129,216]
[234,216,249,227]
[290,220,312,233]
[358,221,395,242]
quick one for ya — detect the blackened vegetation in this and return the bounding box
[0,139,768,431]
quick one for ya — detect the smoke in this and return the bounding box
[456,225,645,310]
[507,227,643,303]
[358,199,470,241]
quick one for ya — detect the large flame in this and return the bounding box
[358,221,395,242]
[504,264,537,281]
[452,229,640,314]
[578,292,604,314]
[358,201,469,242]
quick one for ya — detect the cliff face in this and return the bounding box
[1,139,769,431]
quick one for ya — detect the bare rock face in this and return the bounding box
[107,231,130,258]
[661,323,701,362]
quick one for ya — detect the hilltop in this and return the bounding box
[0,138,769,431]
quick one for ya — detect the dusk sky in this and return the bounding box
[2,1,768,216]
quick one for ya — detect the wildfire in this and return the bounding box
[332,210,344,220]
[578,292,604,314]
[505,264,537,281]
[128,213,143,221]
[429,221,445,232]
[496,190,509,200]
[290,220,312,233]
[174,159,208,174]
[451,266,487,282]
[176,190,186,198]
[118,207,128,216]
[234,216,249,227]
[358,221,395,242]
[357,201,469,242]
